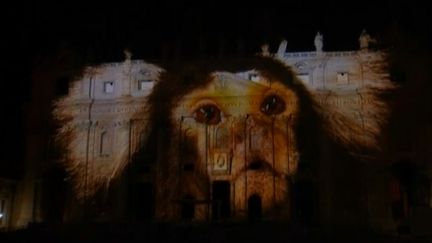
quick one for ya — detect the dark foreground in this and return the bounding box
[1,222,431,243]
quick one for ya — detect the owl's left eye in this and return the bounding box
[193,104,221,125]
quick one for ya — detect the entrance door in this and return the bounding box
[212,181,230,220]
[181,195,195,220]
[292,180,315,225]
[134,182,154,220]
[248,194,262,220]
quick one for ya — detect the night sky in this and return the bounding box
[1,1,431,178]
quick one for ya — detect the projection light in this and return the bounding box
[53,54,393,221]
[0,213,3,218]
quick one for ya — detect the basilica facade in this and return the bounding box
[6,32,430,235]
[48,34,392,224]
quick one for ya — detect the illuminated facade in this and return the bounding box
[48,39,393,224]
[11,33,431,235]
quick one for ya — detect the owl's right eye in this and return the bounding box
[193,104,221,125]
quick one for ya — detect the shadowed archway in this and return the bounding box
[248,194,262,220]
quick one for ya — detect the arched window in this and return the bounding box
[215,127,229,149]
[249,126,262,151]
[100,131,112,156]
[138,131,146,149]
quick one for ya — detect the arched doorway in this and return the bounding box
[390,160,431,234]
[248,194,262,220]
[292,180,316,225]
[181,195,195,220]
[133,182,154,220]
[212,181,231,220]
[42,167,68,223]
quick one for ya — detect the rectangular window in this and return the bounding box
[337,72,349,84]
[248,73,260,82]
[297,74,310,84]
[138,80,153,90]
[103,81,114,93]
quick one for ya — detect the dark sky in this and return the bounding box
[0,1,431,177]
[2,1,430,63]
[3,1,429,60]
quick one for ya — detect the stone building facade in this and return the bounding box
[49,36,393,224]
[9,33,432,235]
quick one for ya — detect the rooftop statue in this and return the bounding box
[276,39,288,58]
[359,29,376,50]
[260,44,270,56]
[314,32,323,52]
[124,49,132,60]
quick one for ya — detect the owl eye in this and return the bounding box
[260,95,286,115]
[193,104,221,125]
